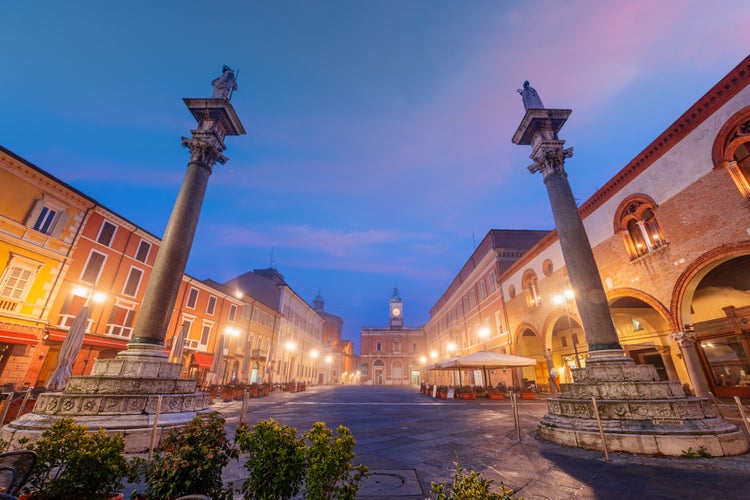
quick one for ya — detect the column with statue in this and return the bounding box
[2,67,246,451]
[511,81,747,456]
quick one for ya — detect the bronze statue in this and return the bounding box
[212,65,238,100]
[517,81,544,110]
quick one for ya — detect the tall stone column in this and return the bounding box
[671,329,710,397]
[510,82,747,456]
[1,67,248,452]
[512,84,621,356]
[128,69,246,355]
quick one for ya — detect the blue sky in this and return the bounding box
[2,1,749,351]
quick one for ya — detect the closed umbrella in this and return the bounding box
[46,307,90,391]
[169,324,188,364]
[241,340,252,383]
[205,335,225,386]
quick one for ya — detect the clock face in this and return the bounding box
[392,307,401,317]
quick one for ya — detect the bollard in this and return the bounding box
[148,395,164,460]
[240,388,249,425]
[511,392,521,443]
[591,397,610,461]
[733,396,750,441]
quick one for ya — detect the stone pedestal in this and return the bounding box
[1,354,211,452]
[538,350,748,456]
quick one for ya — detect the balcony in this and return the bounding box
[251,348,267,359]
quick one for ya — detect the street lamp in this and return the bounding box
[325,354,332,384]
[553,290,580,368]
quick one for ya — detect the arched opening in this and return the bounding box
[515,328,544,391]
[549,315,584,384]
[392,360,404,385]
[683,254,750,396]
[250,361,259,384]
[373,359,385,385]
[609,296,678,382]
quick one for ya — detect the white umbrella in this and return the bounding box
[241,340,252,383]
[205,335,225,385]
[169,324,188,364]
[451,351,537,369]
[46,306,90,391]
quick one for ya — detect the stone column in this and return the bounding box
[512,95,621,354]
[543,349,559,395]
[655,345,680,382]
[671,329,711,397]
[126,73,246,355]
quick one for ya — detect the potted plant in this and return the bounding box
[436,385,449,399]
[248,383,260,398]
[19,418,135,500]
[139,412,237,500]
[456,386,476,400]
[487,387,504,400]
[260,382,271,397]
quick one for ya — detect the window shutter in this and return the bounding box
[25,199,45,228]
[51,211,70,238]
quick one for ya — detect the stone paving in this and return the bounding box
[157,385,750,499]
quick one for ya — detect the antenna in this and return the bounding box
[269,246,275,269]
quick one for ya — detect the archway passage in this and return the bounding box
[373,359,385,385]
[550,316,585,384]
[688,254,750,397]
[516,329,544,391]
[609,296,677,382]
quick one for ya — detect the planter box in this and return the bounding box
[520,392,535,400]
[488,392,504,400]
[460,392,476,400]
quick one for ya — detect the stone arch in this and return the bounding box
[712,104,750,198]
[514,323,545,390]
[671,242,750,329]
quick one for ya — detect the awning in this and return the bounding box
[48,332,128,350]
[0,331,39,345]
[191,352,214,369]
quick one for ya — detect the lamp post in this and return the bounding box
[325,355,332,384]
[553,290,580,368]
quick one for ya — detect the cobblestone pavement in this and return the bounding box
[178,385,750,499]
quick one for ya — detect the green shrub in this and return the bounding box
[22,418,134,499]
[303,422,368,500]
[236,419,307,500]
[429,460,520,500]
[143,412,238,500]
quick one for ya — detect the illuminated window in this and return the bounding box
[522,270,541,309]
[616,195,666,259]
[713,109,750,199]
[25,199,69,237]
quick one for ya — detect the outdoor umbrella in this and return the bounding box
[241,340,252,383]
[205,334,225,385]
[46,306,90,391]
[453,351,537,387]
[168,324,188,364]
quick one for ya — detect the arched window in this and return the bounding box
[615,195,666,259]
[713,107,750,199]
[522,270,541,309]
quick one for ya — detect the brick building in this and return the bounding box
[360,288,426,385]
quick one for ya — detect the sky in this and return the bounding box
[2,1,749,352]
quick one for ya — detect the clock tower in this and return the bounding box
[389,286,403,329]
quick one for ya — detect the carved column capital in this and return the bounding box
[528,142,574,178]
[654,345,671,355]
[670,331,698,347]
[181,131,228,171]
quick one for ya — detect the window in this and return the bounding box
[199,322,213,349]
[186,287,199,309]
[25,199,69,237]
[228,304,237,322]
[122,267,143,297]
[376,342,382,352]
[542,259,554,277]
[97,221,117,246]
[488,270,498,292]
[0,255,40,312]
[135,240,151,263]
[107,302,136,338]
[616,195,666,259]
[522,270,541,309]
[206,295,217,315]
[713,109,750,199]
[80,251,106,285]
[478,279,487,301]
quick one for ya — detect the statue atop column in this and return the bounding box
[517,81,544,110]
[212,65,238,100]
